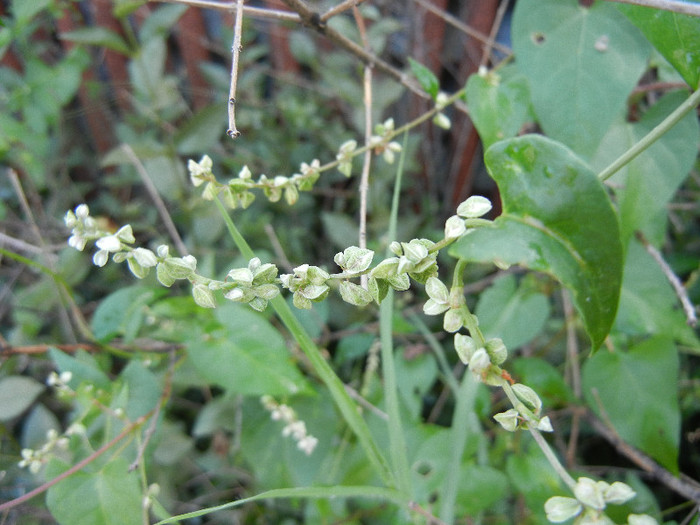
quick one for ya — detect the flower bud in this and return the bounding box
[512,383,543,416]
[457,196,492,218]
[544,496,582,523]
[444,215,467,240]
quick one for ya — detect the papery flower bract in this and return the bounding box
[544,496,582,523]
[602,481,635,505]
[574,478,606,511]
[494,409,520,432]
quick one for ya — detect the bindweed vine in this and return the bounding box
[64,149,657,524]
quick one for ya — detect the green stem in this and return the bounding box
[214,197,393,487]
[501,383,576,491]
[598,86,700,181]
[440,370,480,523]
[379,131,412,495]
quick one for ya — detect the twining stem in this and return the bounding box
[227,0,244,138]
[598,86,700,181]
[213,197,394,487]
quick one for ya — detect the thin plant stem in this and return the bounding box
[529,426,577,490]
[636,231,698,326]
[121,144,188,256]
[603,0,700,16]
[213,197,394,487]
[227,0,244,138]
[598,86,700,181]
[378,131,412,495]
[440,370,480,523]
[0,413,151,512]
[355,3,372,289]
[409,313,460,395]
[321,0,366,22]
[156,0,301,21]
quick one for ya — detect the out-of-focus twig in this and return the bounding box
[636,231,697,327]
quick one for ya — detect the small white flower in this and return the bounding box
[297,435,318,455]
[96,235,121,252]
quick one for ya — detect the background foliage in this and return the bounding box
[1,0,699,523]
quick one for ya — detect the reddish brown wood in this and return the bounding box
[175,8,211,110]
[263,0,301,74]
[419,0,448,74]
[449,0,500,208]
[93,0,131,115]
[0,3,23,71]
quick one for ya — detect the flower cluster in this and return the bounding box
[369,118,403,164]
[545,477,657,524]
[433,92,451,130]
[221,257,280,312]
[261,395,318,456]
[18,428,69,474]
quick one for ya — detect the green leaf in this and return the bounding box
[512,0,650,158]
[511,357,574,407]
[449,136,623,349]
[614,241,699,349]
[395,351,438,420]
[475,274,550,350]
[91,285,158,342]
[173,102,228,155]
[321,211,360,251]
[408,58,439,99]
[456,464,509,515]
[119,360,161,420]
[59,27,131,55]
[618,4,700,89]
[46,457,142,525]
[0,376,45,421]
[138,4,187,42]
[49,348,112,391]
[186,303,310,396]
[592,91,700,246]
[582,336,680,473]
[464,65,531,149]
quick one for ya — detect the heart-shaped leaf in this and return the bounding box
[450,136,623,349]
[512,0,650,158]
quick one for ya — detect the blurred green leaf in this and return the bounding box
[450,136,623,350]
[174,102,228,155]
[186,303,310,396]
[475,273,550,350]
[618,4,700,89]
[614,241,700,349]
[0,376,45,421]
[46,457,142,525]
[582,336,680,473]
[91,285,158,342]
[408,58,439,99]
[49,349,112,391]
[465,65,530,149]
[120,360,161,420]
[512,0,650,158]
[591,91,700,247]
[60,27,131,55]
[138,4,186,43]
